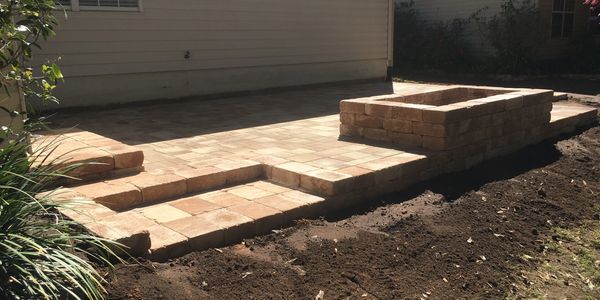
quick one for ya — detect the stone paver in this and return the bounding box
[45,82,597,260]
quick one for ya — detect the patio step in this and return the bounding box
[32,130,144,183]
[553,92,568,101]
[67,160,264,211]
[55,179,326,261]
[548,102,598,136]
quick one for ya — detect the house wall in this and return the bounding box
[36,0,393,108]
[405,0,591,59]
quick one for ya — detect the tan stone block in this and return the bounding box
[228,201,282,220]
[487,125,504,138]
[215,160,263,185]
[412,122,449,137]
[73,182,141,211]
[339,113,356,125]
[100,211,157,233]
[354,114,384,129]
[421,136,448,151]
[37,188,82,202]
[58,199,116,225]
[340,100,366,114]
[170,196,222,215]
[504,95,524,110]
[383,119,412,133]
[199,208,253,229]
[147,224,189,262]
[336,166,376,189]
[200,191,250,207]
[339,124,363,137]
[174,166,227,193]
[127,173,187,204]
[520,90,553,106]
[163,215,224,250]
[458,129,486,146]
[228,185,274,200]
[270,162,317,187]
[85,222,150,257]
[491,111,509,126]
[109,147,144,169]
[67,150,115,178]
[89,211,155,256]
[250,155,288,166]
[390,104,423,121]
[280,190,325,204]
[300,170,352,196]
[276,162,319,174]
[468,97,507,115]
[359,156,402,172]
[336,166,372,177]
[138,204,192,223]
[365,102,392,118]
[249,181,291,193]
[363,128,391,142]
[255,195,307,212]
[388,132,422,147]
[288,153,322,163]
[421,108,447,124]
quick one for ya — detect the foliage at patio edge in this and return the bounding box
[1,1,121,299]
[0,133,120,299]
[1,0,64,108]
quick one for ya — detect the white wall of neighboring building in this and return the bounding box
[36,0,393,108]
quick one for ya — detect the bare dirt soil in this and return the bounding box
[106,116,600,299]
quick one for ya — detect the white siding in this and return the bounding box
[36,0,392,108]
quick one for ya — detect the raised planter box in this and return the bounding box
[339,86,554,153]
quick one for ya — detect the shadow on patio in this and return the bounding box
[49,81,396,145]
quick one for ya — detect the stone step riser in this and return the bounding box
[32,132,145,186]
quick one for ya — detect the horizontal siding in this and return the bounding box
[37,0,391,77]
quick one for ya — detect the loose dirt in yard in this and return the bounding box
[106,116,600,299]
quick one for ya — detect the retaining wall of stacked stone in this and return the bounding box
[340,88,556,181]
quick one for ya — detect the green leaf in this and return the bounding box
[51,63,63,80]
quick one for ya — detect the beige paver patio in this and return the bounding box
[39,82,598,261]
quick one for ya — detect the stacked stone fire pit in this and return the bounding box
[339,86,559,167]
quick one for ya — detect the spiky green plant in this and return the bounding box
[0,131,121,300]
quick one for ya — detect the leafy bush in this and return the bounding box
[394,1,479,73]
[0,131,120,300]
[1,1,122,299]
[1,0,64,105]
[479,0,546,74]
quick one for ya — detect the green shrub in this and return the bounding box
[0,131,120,300]
[394,1,479,73]
[1,0,64,104]
[479,0,546,74]
[1,1,122,299]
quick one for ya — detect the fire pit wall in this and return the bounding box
[340,86,554,160]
